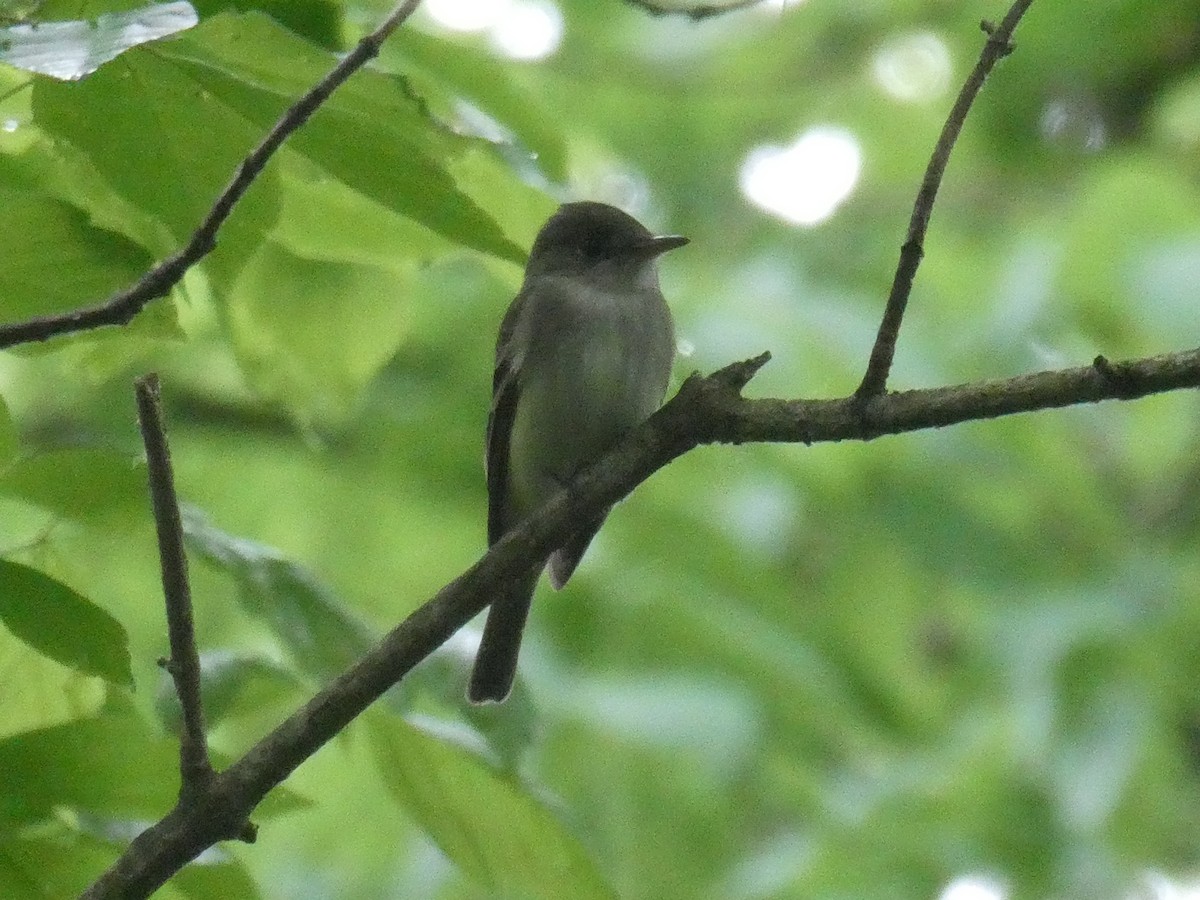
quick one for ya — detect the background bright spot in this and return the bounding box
[423,0,503,32]
[939,875,1007,900]
[872,31,952,103]
[1140,872,1200,899]
[424,0,563,60]
[754,0,808,12]
[489,0,563,61]
[739,126,862,226]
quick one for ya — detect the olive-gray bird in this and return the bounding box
[468,201,687,703]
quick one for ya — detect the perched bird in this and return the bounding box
[468,201,688,703]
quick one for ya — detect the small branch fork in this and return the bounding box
[134,375,216,806]
[86,377,249,900]
[856,3,1034,397]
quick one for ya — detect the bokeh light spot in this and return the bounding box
[739,126,862,226]
[423,0,504,32]
[872,31,952,103]
[939,875,1007,900]
[424,0,563,60]
[488,0,563,61]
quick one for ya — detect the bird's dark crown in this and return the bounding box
[529,201,655,265]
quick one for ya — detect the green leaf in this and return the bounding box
[0,713,182,824]
[409,643,540,771]
[270,167,455,266]
[32,46,281,291]
[182,506,375,682]
[0,108,176,258]
[0,560,132,685]
[190,0,343,49]
[1057,157,1200,349]
[166,851,263,900]
[0,697,309,826]
[443,143,556,254]
[226,239,412,423]
[387,27,570,183]
[367,712,616,900]
[0,816,262,900]
[158,11,528,264]
[154,650,302,733]
[0,842,45,900]
[0,448,147,522]
[0,626,106,741]
[0,824,116,899]
[0,188,159,327]
[0,394,16,468]
[0,807,266,899]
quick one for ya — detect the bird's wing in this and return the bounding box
[486,292,526,547]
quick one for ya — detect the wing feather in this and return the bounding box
[486,292,526,547]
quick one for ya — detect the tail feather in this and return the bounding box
[468,570,539,703]
[469,509,611,702]
[548,510,609,590]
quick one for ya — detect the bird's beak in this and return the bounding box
[631,234,689,259]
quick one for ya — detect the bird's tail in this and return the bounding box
[548,510,609,589]
[468,568,540,703]
[468,510,610,703]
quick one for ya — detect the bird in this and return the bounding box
[467,201,688,703]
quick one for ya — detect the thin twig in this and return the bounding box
[85,342,1200,898]
[856,0,1035,397]
[0,0,424,350]
[135,374,213,799]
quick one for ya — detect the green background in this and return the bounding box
[0,0,1199,897]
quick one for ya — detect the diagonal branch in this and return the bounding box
[0,0,424,350]
[856,0,1035,397]
[135,374,214,803]
[84,343,1200,898]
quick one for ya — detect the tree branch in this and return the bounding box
[856,0,1034,397]
[84,344,1200,897]
[134,374,215,805]
[0,0,424,350]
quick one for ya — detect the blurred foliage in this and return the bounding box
[0,0,1199,897]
